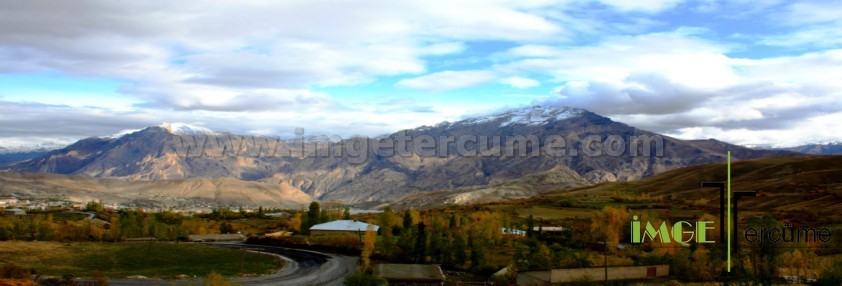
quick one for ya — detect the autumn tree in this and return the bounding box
[378,207,397,256]
[589,206,629,246]
[361,224,377,270]
[289,213,302,232]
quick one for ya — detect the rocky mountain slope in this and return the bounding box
[5,106,800,205]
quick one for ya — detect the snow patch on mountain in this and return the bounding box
[460,105,583,126]
[159,122,218,135]
[102,128,143,139]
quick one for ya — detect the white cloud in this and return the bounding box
[0,0,570,110]
[513,28,842,145]
[501,76,540,88]
[396,70,498,91]
[1,0,842,148]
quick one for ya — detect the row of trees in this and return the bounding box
[369,208,506,273]
[0,209,195,242]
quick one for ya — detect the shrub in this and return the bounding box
[204,272,231,286]
[815,259,842,286]
[343,270,386,286]
[0,263,31,279]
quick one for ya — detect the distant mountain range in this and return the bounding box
[778,142,842,155]
[0,143,67,167]
[2,106,802,207]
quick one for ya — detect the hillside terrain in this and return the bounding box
[519,155,842,225]
[0,171,311,209]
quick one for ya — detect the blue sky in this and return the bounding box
[1,0,841,147]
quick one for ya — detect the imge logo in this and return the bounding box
[630,215,715,244]
[627,151,833,275]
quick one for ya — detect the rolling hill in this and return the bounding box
[520,155,842,224]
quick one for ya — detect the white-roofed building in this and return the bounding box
[3,208,26,215]
[309,220,379,236]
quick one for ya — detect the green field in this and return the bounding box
[0,241,284,278]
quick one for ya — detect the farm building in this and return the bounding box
[309,220,379,236]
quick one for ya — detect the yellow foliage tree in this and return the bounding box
[589,206,628,246]
[289,213,302,232]
[361,224,377,270]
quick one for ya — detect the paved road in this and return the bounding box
[108,243,358,286]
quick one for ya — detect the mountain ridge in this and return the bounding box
[4,105,801,205]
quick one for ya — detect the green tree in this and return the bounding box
[343,207,351,220]
[469,235,486,271]
[306,202,321,231]
[85,200,105,213]
[414,222,428,263]
[402,210,413,231]
[526,214,535,238]
[453,233,468,268]
[396,228,415,263]
[220,222,234,234]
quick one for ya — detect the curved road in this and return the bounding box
[109,243,358,286]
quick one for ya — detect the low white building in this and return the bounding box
[310,220,379,236]
[4,208,26,215]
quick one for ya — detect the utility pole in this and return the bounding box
[598,240,608,284]
[604,240,608,285]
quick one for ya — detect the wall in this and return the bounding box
[517,265,669,285]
